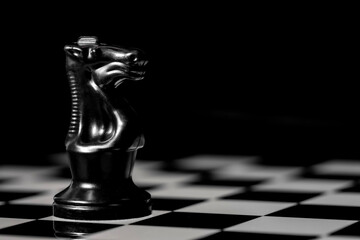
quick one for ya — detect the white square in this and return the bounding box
[312,160,360,176]
[0,178,70,192]
[212,165,300,180]
[253,179,352,193]
[0,165,59,179]
[10,192,55,206]
[134,160,164,170]
[226,216,356,236]
[149,185,243,199]
[0,217,33,230]
[302,192,360,207]
[41,210,169,225]
[177,199,295,216]
[133,171,198,186]
[86,225,219,240]
[132,160,165,177]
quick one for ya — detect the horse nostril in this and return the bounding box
[127,50,141,63]
[128,49,147,62]
[128,54,138,62]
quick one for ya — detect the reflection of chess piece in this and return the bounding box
[53,37,151,220]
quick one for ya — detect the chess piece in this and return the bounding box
[53,36,151,220]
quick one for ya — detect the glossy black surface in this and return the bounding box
[64,36,147,153]
[53,37,151,220]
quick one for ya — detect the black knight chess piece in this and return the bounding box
[53,36,151,220]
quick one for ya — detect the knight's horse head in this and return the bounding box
[64,36,148,89]
[63,37,147,153]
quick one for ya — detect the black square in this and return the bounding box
[0,204,53,219]
[161,163,206,173]
[223,190,320,202]
[0,179,8,184]
[152,198,204,211]
[0,191,43,202]
[332,221,360,236]
[133,212,256,229]
[197,231,315,240]
[0,220,54,237]
[269,204,360,220]
[0,220,120,238]
[52,166,71,179]
[139,185,157,191]
[340,183,360,193]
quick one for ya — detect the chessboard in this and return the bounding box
[0,153,359,240]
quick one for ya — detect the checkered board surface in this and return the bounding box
[0,154,359,240]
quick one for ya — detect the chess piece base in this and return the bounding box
[53,198,152,220]
[53,151,152,220]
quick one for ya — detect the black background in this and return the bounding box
[1,4,359,164]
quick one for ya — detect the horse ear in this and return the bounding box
[64,45,83,60]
